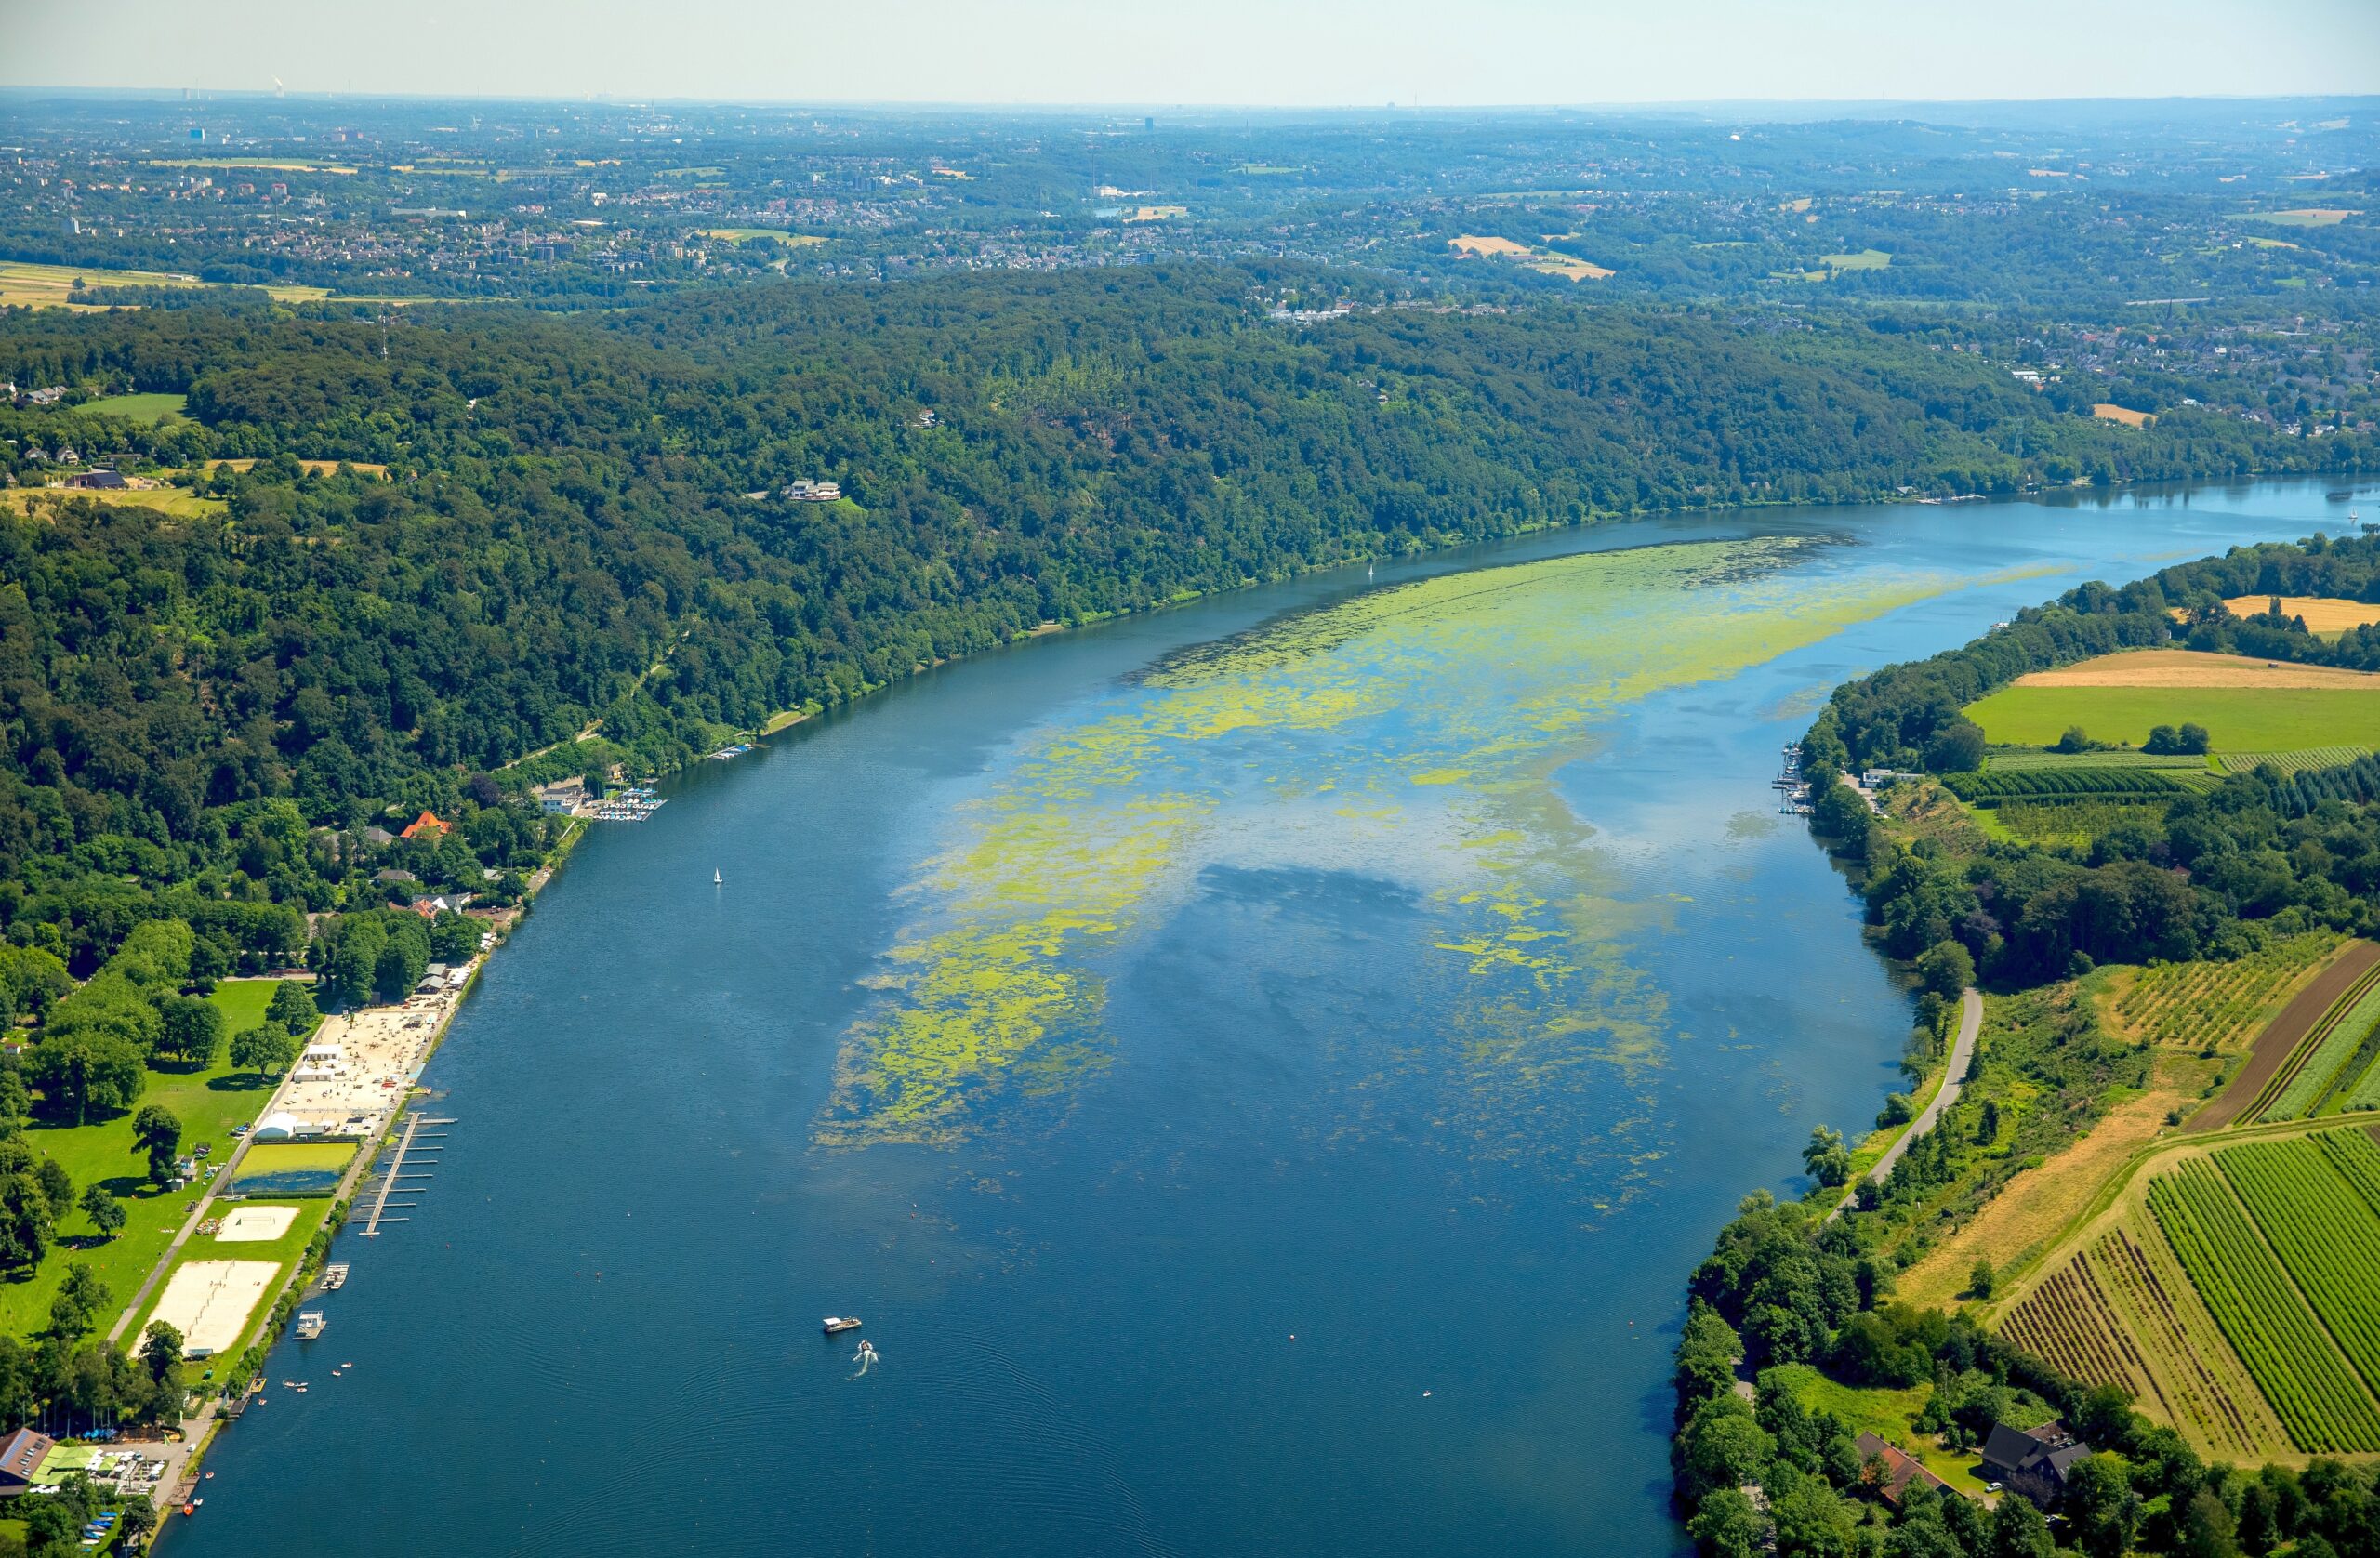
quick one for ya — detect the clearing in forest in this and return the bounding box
[1448,235,1614,281]
[2092,403,2155,427]
[2218,596,2380,635]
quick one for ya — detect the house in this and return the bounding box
[374,867,418,886]
[782,478,842,502]
[1855,1433,1950,1508]
[400,811,450,841]
[1981,1420,2091,1508]
[362,825,398,848]
[65,469,130,490]
[531,777,585,815]
[0,1427,53,1494]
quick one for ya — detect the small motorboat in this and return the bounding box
[822,1316,864,1335]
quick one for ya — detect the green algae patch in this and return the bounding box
[821,536,1956,1150]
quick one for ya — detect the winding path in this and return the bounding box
[1831,986,1982,1221]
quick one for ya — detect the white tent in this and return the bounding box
[252,1111,304,1141]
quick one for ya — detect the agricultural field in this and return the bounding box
[2103,933,2346,1052]
[2148,1154,2380,1452]
[1988,799,2173,847]
[73,392,188,425]
[2214,1137,2380,1395]
[1966,684,2380,752]
[2219,597,2380,635]
[1820,248,1892,271]
[698,228,826,246]
[2218,745,2374,775]
[2093,403,2156,428]
[2002,1229,2289,1459]
[0,259,327,308]
[2243,208,2363,227]
[1945,767,2188,800]
[1981,747,2212,772]
[1447,234,1614,281]
[2258,967,2380,1120]
[2,484,227,520]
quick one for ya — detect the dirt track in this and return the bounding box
[2192,940,2380,1131]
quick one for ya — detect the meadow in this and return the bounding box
[3,485,228,520]
[1964,686,2380,751]
[0,259,326,309]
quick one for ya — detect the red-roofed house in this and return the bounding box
[400,811,450,841]
[1856,1433,1950,1508]
[0,1426,54,1494]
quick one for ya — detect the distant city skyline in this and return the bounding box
[3,0,2377,107]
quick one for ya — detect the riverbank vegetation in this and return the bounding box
[1673,534,2380,1555]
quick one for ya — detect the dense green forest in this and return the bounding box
[7,271,2362,981]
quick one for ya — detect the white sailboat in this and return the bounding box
[713,868,722,885]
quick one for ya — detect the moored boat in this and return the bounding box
[822,1316,863,1335]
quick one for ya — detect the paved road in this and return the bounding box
[1831,986,1982,1220]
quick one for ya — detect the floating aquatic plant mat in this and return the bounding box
[822,537,1950,1163]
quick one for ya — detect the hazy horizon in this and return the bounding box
[4,0,2375,109]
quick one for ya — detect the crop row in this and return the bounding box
[2215,1139,2380,1400]
[2113,934,2338,1050]
[2148,1158,2380,1452]
[1986,747,2213,772]
[1947,768,2187,801]
[2261,974,2380,1120]
[2004,1257,2155,1406]
[2093,1229,2284,1458]
[2338,1056,2380,1114]
[2218,745,2374,777]
[2316,1129,2380,1213]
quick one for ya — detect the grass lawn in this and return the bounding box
[1963,685,2380,751]
[698,228,824,245]
[1822,249,1892,270]
[231,1142,355,1181]
[207,980,279,1034]
[0,1047,280,1340]
[126,1199,333,1373]
[80,392,187,425]
[1766,1364,1992,1496]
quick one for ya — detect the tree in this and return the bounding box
[2061,1451,2142,1558]
[77,1184,123,1240]
[1802,1126,1851,1188]
[47,1261,107,1340]
[138,1320,182,1378]
[1987,1493,2056,1558]
[1678,1396,1776,1502]
[2055,725,2094,754]
[0,1171,54,1272]
[1914,940,1974,1000]
[23,1029,146,1125]
[229,1021,298,1083]
[1768,1480,1859,1558]
[2145,723,2184,754]
[264,980,320,1036]
[2175,1487,2241,1558]
[132,1104,183,1186]
[2178,721,2212,755]
[156,994,226,1065]
[1924,719,1986,774]
[373,935,426,1005]
[1969,1259,1995,1299]
[1687,1486,1770,1558]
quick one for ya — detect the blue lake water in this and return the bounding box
[167,481,2357,1556]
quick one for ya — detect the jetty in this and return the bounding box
[363,1113,454,1236]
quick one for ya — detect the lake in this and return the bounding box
[167,480,2357,1557]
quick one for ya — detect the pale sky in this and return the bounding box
[2,0,2375,107]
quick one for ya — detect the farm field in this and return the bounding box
[0,258,327,308]
[2257,968,2380,1120]
[2244,208,2363,227]
[2007,649,2380,689]
[1988,798,2172,847]
[1966,686,2380,751]
[2213,1137,2380,1395]
[2149,1154,2380,1452]
[2219,596,2380,634]
[1447,234,1614,280]
[142,157,358,174]
[2104,933,2347,1052]
[2093,403,2155,427]
[2,484,227,520]
[74,392,188,424]
[1820,248,1892,271]
[2218,745,2374,774]
[1982,747,2211,771]
[698,228,825,245]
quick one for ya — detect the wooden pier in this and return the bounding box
[363,1113,454,1236]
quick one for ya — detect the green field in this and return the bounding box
[206,979,279,1033]
[1964,686,2380,752]
[2215,1137,2380,1398]
[0,259,327,309]
[0,1031,279,1337]
[231,1142,355,1179]
[2149,1155,2380,1451]
[77,392,188,425]
[698,228,824,246]
[1822,248,1893,270]
[124,1198,334,1378]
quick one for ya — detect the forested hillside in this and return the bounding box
[0,271,2364,980]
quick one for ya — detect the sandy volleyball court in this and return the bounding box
[2015,649,2380,689]
[152,1261,279,1355]
[216,1206,298,1243]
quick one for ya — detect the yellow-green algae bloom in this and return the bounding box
[818,537,1950,1151]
